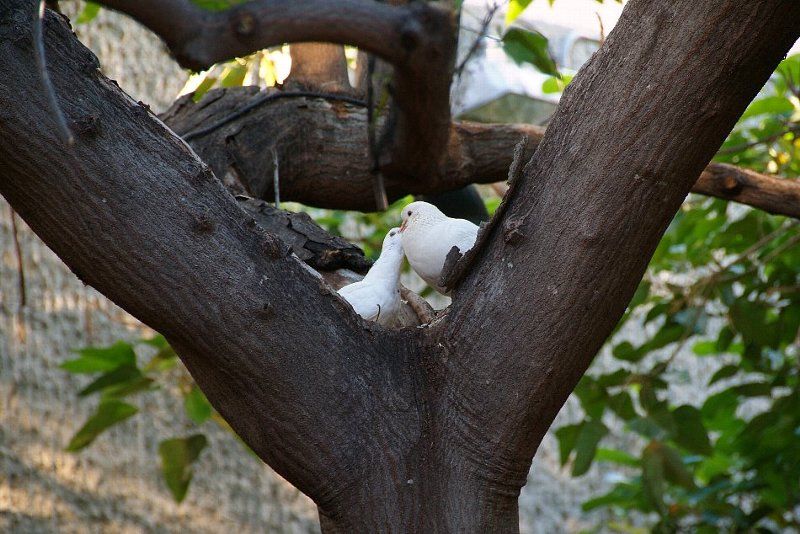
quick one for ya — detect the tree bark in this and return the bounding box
[285,43,352,93]
[94,0,457,206]
[164,87,800,218]
[1,0,799,532]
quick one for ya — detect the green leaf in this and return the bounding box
[709,364,739,385]
[502,28,559,76]
[140,334,168,349]
[741,96,794,120]
[572,420,608,476]
[692,340,717,356]
[189,0,243,11]
[66,400,138,451]
[76,2,100,24]
[184,385,213,425]
[672,405,712,455]
[660,444,695,490]
[608,391,637,420]
[641,442,668,516]
[555,423,582,465]
[541,74,574,94]
[613,341,639,361]
[505,0,533,25]
[596,447,639,467]
[61,341,136,374]
[159,434,209,503]
[78,365,143,397]
[582,484,642,513]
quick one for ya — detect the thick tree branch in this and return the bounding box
[0,2,421,517]
[434,1,800,524]
[96,0,457,202]
[164,88,800,219]
[285,43,351,93]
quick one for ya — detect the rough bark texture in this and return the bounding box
[433,3,800,529]
[1,1,799,533]
[96,0,457,208]
[161,88,540,210]
[164,88,800,217]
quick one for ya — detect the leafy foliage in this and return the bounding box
[62,335,216,502]
[554,55,800,532]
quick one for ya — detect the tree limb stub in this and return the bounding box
[95,0,458,205]
[0,2,421,515]
[164,87,800,219]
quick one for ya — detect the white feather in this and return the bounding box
[338,228,404,325]
[400,201,479,293]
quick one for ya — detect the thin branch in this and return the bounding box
[9,209,27,309]
[97,0,457,194]
[455,2,500,78]
[165,89,800,219]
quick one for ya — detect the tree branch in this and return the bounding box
[95,0,457,205]
[164,87,800,219]
[434,0,800,522]
[0,2,421,515]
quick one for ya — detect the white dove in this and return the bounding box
[400,201,479,293]
[338,228,404,325]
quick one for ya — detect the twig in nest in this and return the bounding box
[182,90,366,141]
[33,0,74,146]
[9,209,27,309]
[400,286,436,325]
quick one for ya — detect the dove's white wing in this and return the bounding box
[338,281,382,321]
[404,217,479,290]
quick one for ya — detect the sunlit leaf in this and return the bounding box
[67,400,138,451]
[505,0,533,26]
[184,385,213,425]
[61,341,136,374]
[502,28,558,76]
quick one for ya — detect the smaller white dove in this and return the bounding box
[400,201,479,293]
[338,228,404,325]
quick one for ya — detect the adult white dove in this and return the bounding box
[337,228,404,325]
[400,201,479,293]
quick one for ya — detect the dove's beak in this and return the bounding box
[400,219,408,232]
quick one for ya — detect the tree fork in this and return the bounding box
[1,0,799,532]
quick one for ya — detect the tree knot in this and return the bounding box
[503,217,526,246]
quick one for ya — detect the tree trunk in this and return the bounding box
[0,0,798,532]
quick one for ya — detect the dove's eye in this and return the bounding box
[389,231,396,237]
[407,210,413,216]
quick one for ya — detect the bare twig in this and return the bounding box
[9,210,27,309]
[455,2,500,78]
[32,0,73,145]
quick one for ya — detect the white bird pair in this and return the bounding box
[338,201,479,325]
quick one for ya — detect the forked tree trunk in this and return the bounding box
[0,0,798,532]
